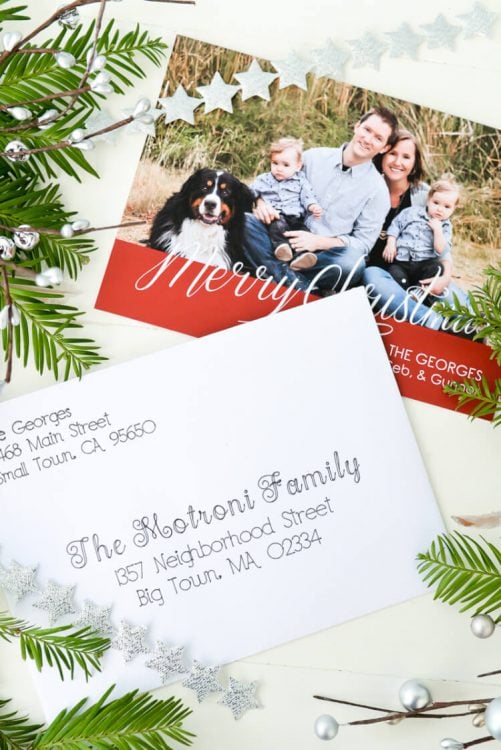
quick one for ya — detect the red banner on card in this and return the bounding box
[96,240,500,416]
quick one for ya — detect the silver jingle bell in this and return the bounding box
[0,236,16,260]
[4,140,30,162]
[314,714,339,741]
[471,614,496,639]
[398,679,431,711]
[13,225,40,251]
[485,697,501,741]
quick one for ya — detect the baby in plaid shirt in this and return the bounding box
[382,176,460,291]
[249,137,323,263]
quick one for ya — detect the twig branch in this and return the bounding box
[464,738,495,748]
[313,695,493,713]
[0,113,136,157]
[0,86,91,112]
[1,266,14,383]
[0,0,105,66]
[0,220,145,237]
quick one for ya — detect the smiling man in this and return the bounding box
[243,106,399,293]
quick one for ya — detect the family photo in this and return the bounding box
[118,35,500,338]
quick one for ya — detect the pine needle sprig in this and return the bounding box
[95,22,169,89]
[432,266,501,423]
[0,699,42,750]
[417,532,501,622]
[3,278,107,379]
[0,0,28,28]
[32,686,194,750]
[0,612,110,681]
[433,266,501,361]
[443,376,501,427]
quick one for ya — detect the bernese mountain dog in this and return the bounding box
[148,168,254,270]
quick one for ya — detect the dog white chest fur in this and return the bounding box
[168,218,231,269]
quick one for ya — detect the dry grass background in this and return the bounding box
[119,37,501,290]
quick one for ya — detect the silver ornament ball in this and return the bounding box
[485,697,501,741]
[0,236,16,260]
[4,140,30,162]
[471,614,495,639]
[13,225,39,250]
[314,714,339,741]
[398,679,431,711]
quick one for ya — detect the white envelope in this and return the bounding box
[0,288,443,716]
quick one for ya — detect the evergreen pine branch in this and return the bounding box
[443,377,501,427]
[0,1,28,29]
[0,21,167,180]
[417,532,501,622]
[2,278,106,379]
[432,266,501,424]
[433,266,501,363]
[0,612,110,681]
[0,699,42,750]
[32,686,194,750]
[0,175,95,278]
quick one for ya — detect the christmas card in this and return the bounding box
[95,34,501,416]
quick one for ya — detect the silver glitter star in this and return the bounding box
[196,72,241,114]
[0,560,38,601]
[74,599,113,636]
[85,110,118,145]
[112,620,149,662]
[420,14,462,50]
[145,642,186,684]
[33,580,76,624]
[233,59,278,101]
[348,32,388,69]
[182,660,222,702]
[270,51,313,91]
[457,3,499,38]
[218,677,260,720]
[158,85,202,124]
[310,38,350,80]
[121,106,163,137]
[385,23,425,59]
